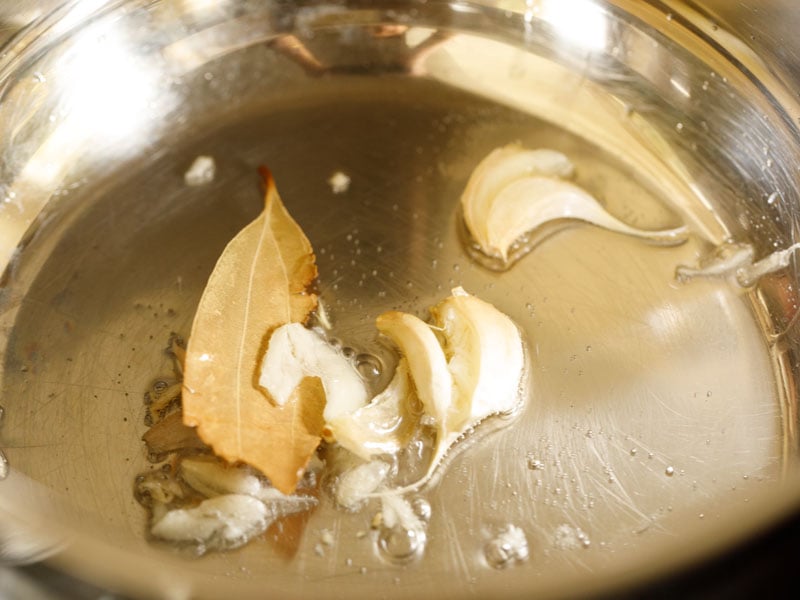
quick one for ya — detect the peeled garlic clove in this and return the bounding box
[431,287,524,433]
[151,494,270,551]
[462,144,574,250]
[325,359,420,460]
[259,322,368,421]
[485,177,688,261]
[373,288,526,495]
[375,311,453,429]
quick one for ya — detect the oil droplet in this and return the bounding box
[411,497,432,523]
[484,525,528,569]
[665,466,675,476]
[526,453,544,470]
[356,354,383,380]
[0,448,8,481]
[378,524,426,563]
[553,523,590,550]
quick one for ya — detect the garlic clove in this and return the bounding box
[259,322,368,422]
[372,288,526,495]
[486,177,688,261]
[431,287,524,433]
[462,144,574,250]
[375,311,453,429]
[461,144,689,268]
[151,494,270,551]
[325,359,420,460]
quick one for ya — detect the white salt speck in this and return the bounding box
[328,171,351,194]
[320,529,335,546]
[184,156,216,186]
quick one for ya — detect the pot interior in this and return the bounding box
[1,1,799,598]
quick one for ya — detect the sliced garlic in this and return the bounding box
[258,289,525,498]
[375,287,526,492]
[259,322,368,421]
[151,494,270,551]
[325,358,420,460]
[461,144,688,267]
[375,311,452,428]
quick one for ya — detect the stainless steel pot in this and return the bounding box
[1,1,800,598]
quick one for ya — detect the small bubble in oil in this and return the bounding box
[484,525,528,569]
[378,525,426,563]
[411,497,432,522]
[526,453,544,471]
[665,466,675,477]
[356,354,383,380]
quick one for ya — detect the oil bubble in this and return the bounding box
[378,524,426,563]
[411,497,432,523]
[526,452,544,470]
[484,525,528,569]
[356,354,383,380]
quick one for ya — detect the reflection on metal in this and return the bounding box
[532,0,608,51]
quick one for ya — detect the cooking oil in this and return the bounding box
[0,71,782,583]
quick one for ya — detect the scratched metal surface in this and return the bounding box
[0,2,799,598]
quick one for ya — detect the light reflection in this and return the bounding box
[61,33,158,139]
[534,0,608,52]
[17,25,168,190]
[670,76,691,99]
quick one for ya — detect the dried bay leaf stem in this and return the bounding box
[182,169,323,494]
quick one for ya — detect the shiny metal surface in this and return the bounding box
[1,1,800,598]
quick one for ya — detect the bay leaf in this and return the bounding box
[182,170,323,494]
